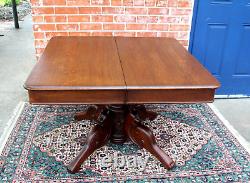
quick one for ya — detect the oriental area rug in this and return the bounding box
[0,103,249,182]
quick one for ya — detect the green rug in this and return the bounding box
[0,103,249,182]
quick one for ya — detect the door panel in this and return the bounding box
[190,0,250,95]
[234,25,250,76]
[203,24,228,76]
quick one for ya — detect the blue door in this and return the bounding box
[189,0,250,95]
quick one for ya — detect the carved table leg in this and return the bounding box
[67,114,112,173]
[74,105,105,121]
[130,105,158,121]
[124,113,175,170]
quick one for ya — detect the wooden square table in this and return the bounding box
[24,36,220,173]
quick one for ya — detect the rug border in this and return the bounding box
[208,103,250,153]
[0,102,26,154]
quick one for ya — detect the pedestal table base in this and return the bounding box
[67,105,175,173]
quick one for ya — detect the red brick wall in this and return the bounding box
[30,0,193,59]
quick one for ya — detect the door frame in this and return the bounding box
[188,0,199,53]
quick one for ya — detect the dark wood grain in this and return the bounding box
[67,113,113,173]
[125,88,216,104]
[108,105,128,144]
[25,36,220,104]
[129,105,157,121]
[124,112,175,170]
[27,90,125,104]
[74,105,105,121]
[24,36,126,104]
[115,37,220,103]
[68,104,175,173]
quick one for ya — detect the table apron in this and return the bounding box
[28,90,126,104]
[125,88,215,104]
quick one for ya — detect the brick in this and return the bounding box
[44,15,67,22]
[30,0,42,6]
[35,48,45,55]
[157,31,178,38]
[32,7,54,14]
[126,24,147,30]
[114,32,136,36]
[67,0,90,6]
[43,0,66,6]
[55,7,78,14]
[158,16,189,24]
[148,8,169,15]
[33,24,56,31]
[56,24,79,31]
[33,32,45,39]
[145,0,156,6]
[91,15,113,22]
[148,24,169,31]
[137,32,157,37]
[91,0,110,5]
[179,17,190,24]
[68,15,90,22]
[102,7,124,14]
[79,7,102,14]
[111,0,122,6]
[137,16,158,23]
[80,23,102,30]
[91,32,113,36]
[103,24,125,30]
[32,16,43,23]
[114,15,136,22]
[178,1,192,8]
[125,8,147,15]
[133,0,144,6]
[35,39,47,48]
[69,32,91,36]
[178,31,189,39]
[169,24,189,31]
[170,8,191,15]
[168,0,178,7]
[123,0,133,6]
[156,0,167,7]
[158,16,176,23]
[30,0,193,61]
[45,32,69,39]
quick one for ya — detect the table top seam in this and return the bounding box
[114,37,128,104]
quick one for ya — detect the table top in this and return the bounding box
[25,36,220,104]
[25,36,125,90]
[116,37,218,90]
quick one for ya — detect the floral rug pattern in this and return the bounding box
[0,104,250,182]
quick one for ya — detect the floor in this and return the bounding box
[0,15,249,145]
[0,15,35,136]
[214,98,250,141]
